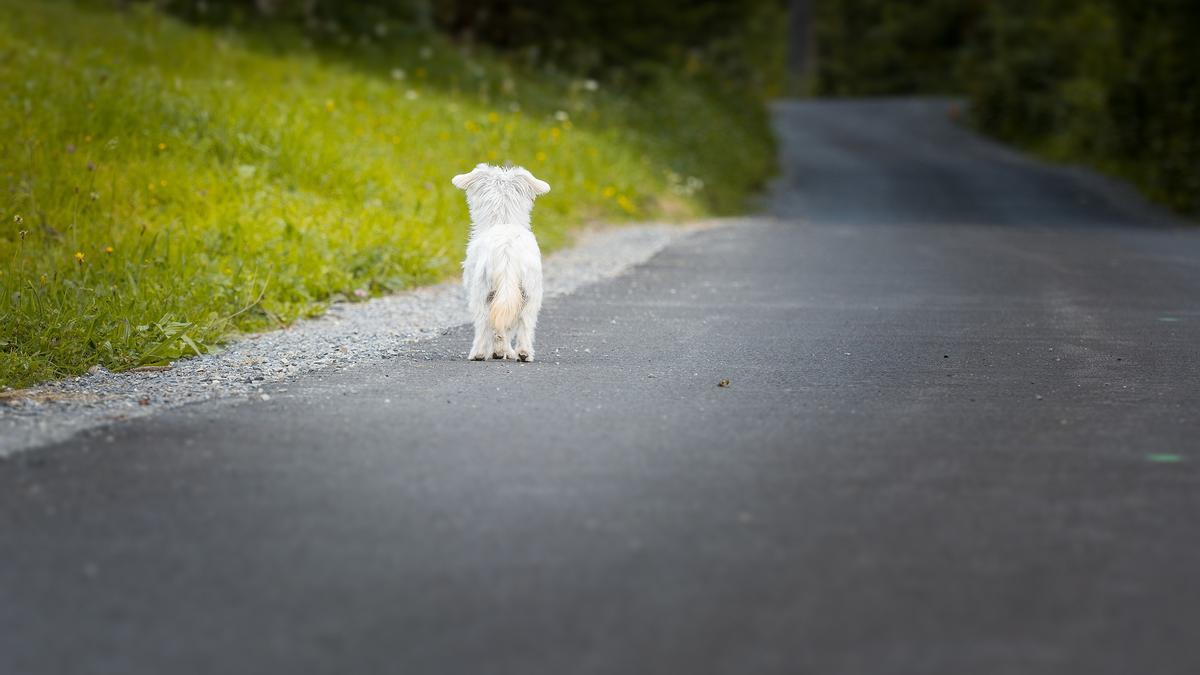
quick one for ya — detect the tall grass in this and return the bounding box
[0,0,776,388]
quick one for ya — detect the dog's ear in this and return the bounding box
[452,164,489,191]
[518,169,551,197]
[450,171,475,190]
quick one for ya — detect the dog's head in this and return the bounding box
[452,163,550,228]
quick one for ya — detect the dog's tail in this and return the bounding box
[488,254,524,331]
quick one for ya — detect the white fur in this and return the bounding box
[453,163,550,361]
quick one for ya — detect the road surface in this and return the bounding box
[3,99,1199,674]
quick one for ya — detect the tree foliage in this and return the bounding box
[813,0,984,95]
[813,0,1200,217]
[160,0,786,96]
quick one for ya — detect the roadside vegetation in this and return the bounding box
[0,0,783,388]
[813,0,1200,218]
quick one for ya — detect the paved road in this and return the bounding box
[3,99,1199,675]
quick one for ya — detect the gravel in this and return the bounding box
[0,221,719,456]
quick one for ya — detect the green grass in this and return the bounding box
[0,0,776,389]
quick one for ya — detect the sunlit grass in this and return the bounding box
[0,0,775,388]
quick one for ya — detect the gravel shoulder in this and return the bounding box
[0,221,720,456]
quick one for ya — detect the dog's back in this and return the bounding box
[466,224,541,332]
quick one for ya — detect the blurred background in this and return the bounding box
[1,0,1197,390]
[807,0,1200,217]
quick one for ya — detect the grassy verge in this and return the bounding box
[0,0,776,388]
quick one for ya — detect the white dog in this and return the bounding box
[453,163,550,361]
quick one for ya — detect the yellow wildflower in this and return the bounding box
[535,151,547,162]
[158,142,167,151]
[602,186,616,198]
[105,246,114,254]
[74,251,85,263]
[325,99,336,111]
[487,111,499,123]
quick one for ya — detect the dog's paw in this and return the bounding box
[493,348,518,360]
[517,350,534,362]
[469,351,487,361]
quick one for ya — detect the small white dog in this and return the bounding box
[453,163,550,361]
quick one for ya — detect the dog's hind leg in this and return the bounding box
[514,307,537,362]
[468,293,491,361]
[513,312,537,360]
[491,328,517,360]
[468,317,491,361]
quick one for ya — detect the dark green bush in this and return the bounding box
[814,0,1200,217]
[964,0,1200,215]
[812,0,984,95]
[159,0,786,97]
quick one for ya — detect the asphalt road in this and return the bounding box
[3,99,1199,675]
